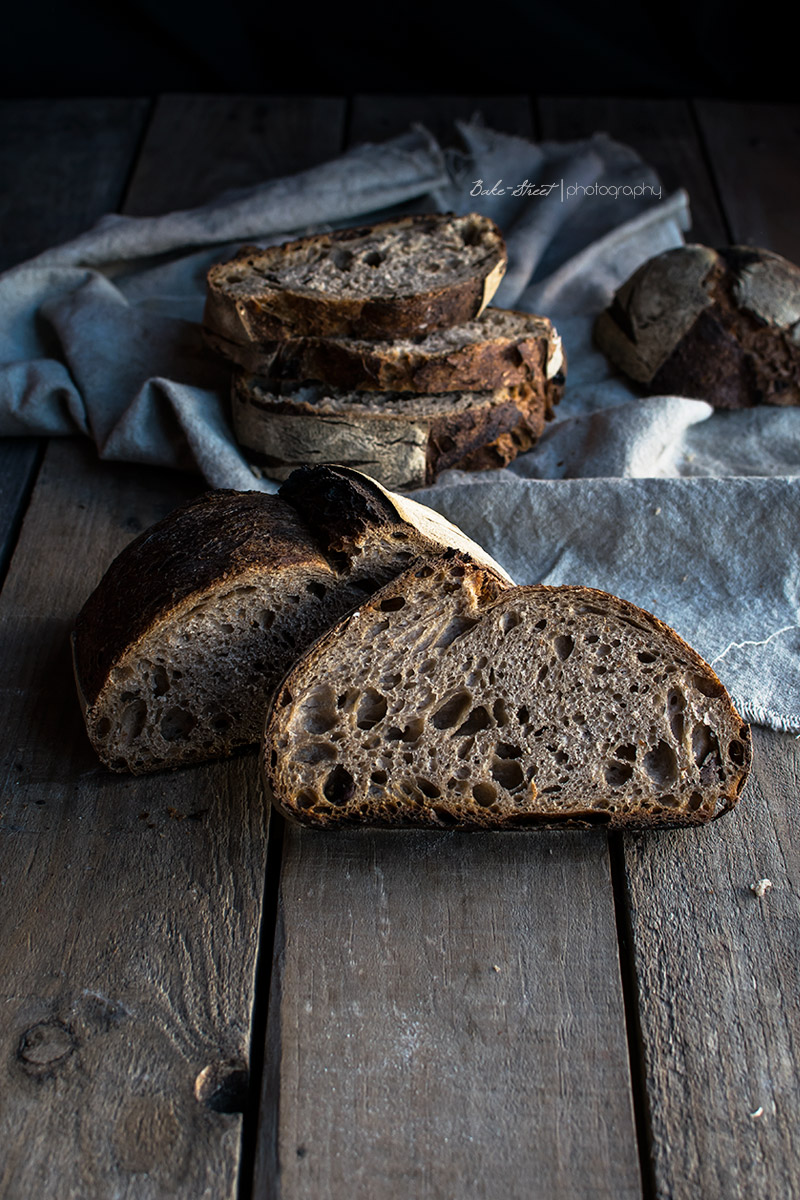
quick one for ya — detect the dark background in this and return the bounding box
[4,0,794,99]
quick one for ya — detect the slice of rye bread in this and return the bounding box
[264,553,751,830]
[204,213,507,342]
[72,476,511,774]
[203,307,566,398]
[232,374,553,491]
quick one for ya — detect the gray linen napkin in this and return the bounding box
[0,120,797,730]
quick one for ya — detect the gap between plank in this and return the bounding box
[609,831,658,1200]
[0,439,46,593]
[237,811,286,1200]
[687,100,734,244]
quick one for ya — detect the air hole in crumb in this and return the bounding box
[493,698,509,726]
[455,706,491,736]
[211,714,232,732]
[638,651,657,664]
[517,705,530,724]
[496,742,521,759]
[688,791,704,810]
[332,248,353,271]
[432,691,472,730]
[605,761,634,787]
[161,707,196,741]
[534,619,547,630]
[491,759,524,789]
[260,610,275,630]
[500,610,521,634]
[363,250,384,267]
[401,718,425,743]
[692,723,719,767]
[323,765,354,805]
[120,700,147,743]
[729,740,746,765]
[461,220,484,246]
[152,667,169,697]
[537,664,549,683]
[380,595,406,611]
[435,615,479,648]
[433,807,459,825]
[416,778,441,799]
[306,581,326,599]
[616,744,636,761]
[694,673,725,699]
[554,635,574,661]
[644,740,677,786]
[295,743,336,766]
[356,688,387,730]
[585,634,598,644]
[96,717,111,738]
[300,683,337,733]
[296,791,317,810]
[472,782,497,806]
[371,770,387,785]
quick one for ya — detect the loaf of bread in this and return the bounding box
[264,553,751,829]
[72,470,510,774]
[231,374,552,490]
[204,307,565,396]
[595,244,800,408]
[204,213,507,342]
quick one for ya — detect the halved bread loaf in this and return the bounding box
[72,474,511,773]
[204,213,507,341]
[232,374,553,490]
[204,307,565,398]
[264,553,751,829]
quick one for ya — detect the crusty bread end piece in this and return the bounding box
[204,213,507,341]
[264,554,751,829]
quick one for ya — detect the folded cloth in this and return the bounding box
[0,119,798,730]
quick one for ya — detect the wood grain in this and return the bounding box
[260,826,641,1200]
[350,94,534,146]
[254,93,642,1200]
[0,440,267,1197]
[537,97,729,246]
[624,728,800,1198]
[123,94,346,215]
[0,98,150,271]
[694,101,800,261]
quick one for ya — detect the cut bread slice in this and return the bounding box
[204,213,507,342]
[204,307,565,399]
[73,477,511,773]
[232,374,552,490]
[264,553,751,829]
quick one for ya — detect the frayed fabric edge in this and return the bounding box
[733,698,800,734]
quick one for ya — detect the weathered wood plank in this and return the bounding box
[350,94,534,146]
[694,100,800,262]
[0,98,150,271]
[255,94,641,1200]
[624,728,800,1198]
[0,440,267,1198]
[123,94,347,215]
[0,98,150,595]
[0,95,347,1197]
[537,97,729,246]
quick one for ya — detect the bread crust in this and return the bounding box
[595,244,800,408]
[231,375,550,490]
[203,311,565,400]
[264,555,752,830]
[204,214,507,341]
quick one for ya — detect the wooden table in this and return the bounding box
[1,95,798,1200]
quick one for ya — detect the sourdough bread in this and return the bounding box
[73,477,511,773]
[264,553,751,829]
[204,213,507,342]
[232,374,551,490]
[595,244,800,408]
[204,307,565,400]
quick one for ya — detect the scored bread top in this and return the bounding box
[264,553,751,830]
[204,306,565,395]
[204,213,507,341]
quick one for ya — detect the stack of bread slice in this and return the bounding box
[203,213,566,490]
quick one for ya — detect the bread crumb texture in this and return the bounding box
[265,557,751,829]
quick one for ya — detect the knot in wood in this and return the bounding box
[17,1021,76,1073]
[194,1058,249,1113]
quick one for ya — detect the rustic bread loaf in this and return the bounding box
[73,475,511,774]
[232,374,552,490]
[204,213,507,342]
[264,553,751,829]
[595,244,800,408]
[204,307,565,400]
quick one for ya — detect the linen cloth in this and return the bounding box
[0,121,797,730]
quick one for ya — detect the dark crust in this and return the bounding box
[264,556,752,830]
[204,214,507,341]
[278,465,407,551]
[203,310,561,394]
[73,491,328,708]
[601,246,800,408]
[232,377,554,487]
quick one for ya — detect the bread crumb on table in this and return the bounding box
[751,878,773,898]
